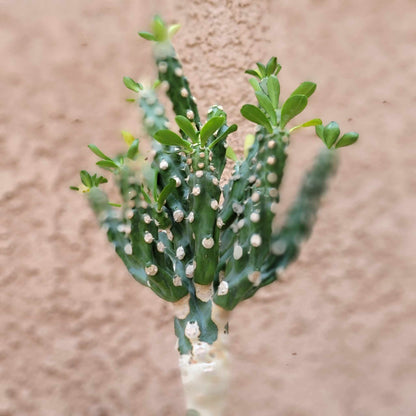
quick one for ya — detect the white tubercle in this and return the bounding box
[144,232,154,244]
[156,241,165,253]
[202,237,214,249]
[267,156,276,165]
[237,219,245,229]
[187,212,195,223]
[251,192,260,203]
[212,177,219,186]
[194,283,214,302]
[158,61,168,73]
[267,172,278,183]
[232,202,243,215]
[195,170,204,178]
[217,281,229,296]
[173,176,182,187]
[173,275,183,287]
[186,110,194,120]
[159,160,169,170]
[269,188,279,198]
[272,239,287,255]
[173,209,185,223]
[185,263,195,278]
[154,106,164,116]
[124,243,133,255]
[174,67,183,77]
[180,88,189,97]
[198,162,204,169]
[268,139,276,149]
[250,212,260,223]
[185,321,200,341]
[124,224,131,234]
[145,264,158,276]
[248,175,256,184]
[217,217,224,228]
[250,234,262,247]
[176,246,186,260]
[210,200,219,210]
[126,209,134,219]
[248,271,261,286]
[233,245,243,260]
[192,186,201,196]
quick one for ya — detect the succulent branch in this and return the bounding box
[72,16,359,416]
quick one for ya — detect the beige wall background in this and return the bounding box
[1,0,415,415]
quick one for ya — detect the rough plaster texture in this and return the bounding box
[1,0,415,415]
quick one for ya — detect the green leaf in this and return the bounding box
[88,144,113,161]
[265,57,277,76]
[208,124,238,149]
[168,24,181,39]
[255,91,277,125]
[80,170,92,188]
[141,186,152,204]
[259,78,268,95]
[290,82,316,98]
[335,132,359,148]
[157,178,176,210]
[245,69,261,79]
[244,134,255,158]
[267,75,280,109]
[95,176,108,185]
[127,139,139,159]
[121,130,136,146]
[226,146,238,161]
[123,77,142,93]
[256,62,266,78]
[200,116,225,147]
[69,186,79,191]
[125,98,136,103]
[138,31,156,41]
[280,94,308,129]
[289,118,322,133]
[96,160,119,169]
[152,15,167,42]
[323,121,340,148]
[154,129,192,150]
[248,78,261,92]
[315,124,325,141]
[109,202,121,207]
[175,115,197,142]
[240,104,273,133]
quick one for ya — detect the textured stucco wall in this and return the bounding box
[0,0,415,415]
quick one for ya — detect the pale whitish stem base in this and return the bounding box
[179,337,230,416]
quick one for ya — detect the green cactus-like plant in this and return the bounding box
[72,16,358,416]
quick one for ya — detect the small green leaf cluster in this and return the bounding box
[70,170,107,192]
[241,58,359,149]
[315,122,359,149]
[138,15,180,42]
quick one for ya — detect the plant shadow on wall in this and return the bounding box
[71,16,359,416]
